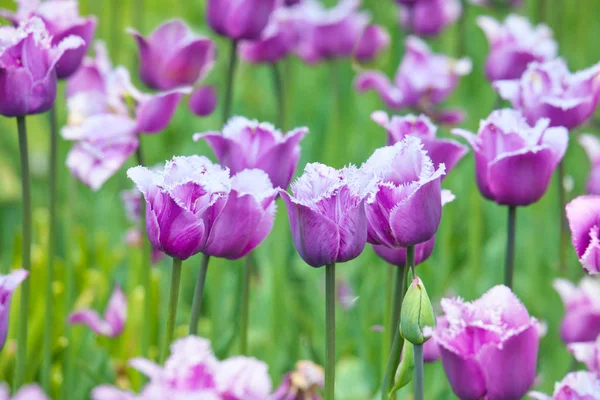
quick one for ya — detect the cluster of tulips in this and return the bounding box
[1,0,600,399]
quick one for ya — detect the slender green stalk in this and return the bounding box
[325,263,336,400]
[189,254,210,335]
[239,256,251,354]
[456,0,467,56]
[222,40,239,125]
[382,265,394,379]
[14,116,31,390]
[271,63,285,129]
[161,258,182,362]
[505,206,517,288]
[558,161,567,274]
[389,266,406,351]
[413,343,424,400]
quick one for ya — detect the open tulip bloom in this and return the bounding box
[0,269,28,351]
[529,371,600,400]
[554,277,600,344]
[398,0,462,37]
[68,285,127,338]
[579,134,600,195]
[566,195,600,275]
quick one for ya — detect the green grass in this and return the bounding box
[0,0,599,398]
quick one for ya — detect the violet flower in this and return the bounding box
[566,195,600,275]
[355,36,471,124]
[128,19,216,91]
[529,371,600,400]
[398,0,462,37]
[434,285,540,400]
[1,0,97,79]
[0,383,49,400]
[453,109,568,207]
[279,163,369,268]
[273,360,324,400]
[579,134,600,195]
[68,285,127,338]
[477,14,557,82]
[568,335,600,374]
[125,228,165,265]
[189,85,217,117]
[0,17,83,117]
[553,277,600,344]
[207,0,278,41]
[494,58,600,129]
[0,269,28,350]
[194,116,308,189]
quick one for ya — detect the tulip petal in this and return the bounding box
[336,200,368,263]
[566,196,600,259]
[354,71,404,109]
[136,89,187,134]
[438,345,486,400]
[257,127,308,189]
[189,85,217,117]
[162,39,215,88]
[580,134,600,164]
[423,138,468,174]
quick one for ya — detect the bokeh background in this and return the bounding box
[0,0,599,398]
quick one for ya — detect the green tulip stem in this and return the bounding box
[222,40,238,125]
[413,343,424,400]
[161,258,182,362]
[325,262,336,400]
[189,254,210,335]
[239,255,251,354]
[505,206,517,288]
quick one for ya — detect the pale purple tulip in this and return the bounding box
[68,285,127,337]
[362,136,445,248]
[371,111,468,175]
[0,17,83,117]
[128,20,215,91]
[355,36,471,124]
[554,278,600,343]
[216,356,272,400]
[566,196,600,275]
[125,228,165,265]
[434,285,540,400]
[0,383,49,400]
[1,0,97,79]
[0,269,28,350]
[127,156,231,261]
[189,85,217,117]
[477,14,557,82]
[398,0,462,37]
[453,109,568,206]
[207,0,278,40]
[529,371,600,400]
[568,336,600,374]
[273,360,324,400]
[194,116,308,189]
[580,134,600,195]
[280,163,369,267]
[494,59,600,129]
[121,188,142,223]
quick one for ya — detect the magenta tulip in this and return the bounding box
[273,360,324,400]
[434,285,540,400]
[580,134,600,195]
[68,285,127,338]
[0,269,28,350]
[453,109,568,206]
[398,0,462,37]
[568,336,600,374]
[0,383,49,400]
[529,372,600,400]
[354,24,390,62]
[207,0,277,40]
[566,196,600,275]
[554,277,600,344]
[189,85,218,117]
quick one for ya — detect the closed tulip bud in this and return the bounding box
[400,277,435,345]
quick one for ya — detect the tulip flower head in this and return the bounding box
[477,14,557,82]
[579,134,600,195]
[273,360,324,400]
[453,109,568,206]
[207,0,278,40]
[0,269,28,350]
[68,285,127,338]
[529,371,600,400]
[566,196,600,275]
[434,285,540,400]
[128,19,216,91]
[494,58,600,129]
[0,383,49,400]
[398,0,462,37]
[554,277,600,343]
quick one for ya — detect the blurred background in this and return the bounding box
[0,0,599,398]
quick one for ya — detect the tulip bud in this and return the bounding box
[400,277,435,345]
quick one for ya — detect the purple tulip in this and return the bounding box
[453,109,568,206]
[279,163,369,267]
[579,134,600,195]
[0,269,28,350]
[423,316,446,363]
[434,285,540,400]
[398,0,462,37]
[568,336,600,374]
[477,14,557,82]
[372,237,435,267]
[494,59,600,129]
[189,85,218,117]
[529,371,600,400]
[216,356,272,400]
[1,0,97,79]
[566,196,600,275]
[362,136,446,248]
[127,156,231,261]
[68,285,127,338]
[128,20,216,91]
[554,278,600,344]
[194,116,308,189]
[354,24,390,62]
[0,383,49,400]
[273,360,324,400]
[371,111,468,175]
[0,18,83,117]
[207,0,278,40]
[355,36,471,124]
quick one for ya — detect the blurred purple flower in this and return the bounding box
[336,279,357,310]
[280,163,369,268]
[0,269,28,351]
[273,360,324,400]
[579,134,600,195]
[354,24,390,62]
[398,0,462,37]
[0,17,83,117]
[207,0,278,40]
[91,386,135,400]
[121,188,142,224]
[216,356,272,399]
[125,228,165,265]
[434,285,540,400]
[68,285,127,338]
[1,0,97,79]
[529,371,600,400]
[128,19,215,91]
[494,58,600,129]
[361,136,445,248]
[355,36,471,124]
[554,277,600,344]
[0,383,49,400]
[453,109,568,206]
[568,336,600,374]
[194,116,308,189]
[189,85,217,117]
[566,196,600,275]
[477,14,557,82]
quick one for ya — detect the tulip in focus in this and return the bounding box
[434,285,540,400]
[207,0,278,40]
[453,109,568,206]
[529,371,600,400]
[554,277,600,343]
[0,383,49,400]
[579,134,600,195]
[568,335,600,374]
[566,196,600,275]
[477,14,557,82]
[0,269,28,350]
[273,360,324,400]
[398,0,462,37]
[68,285,127,338]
